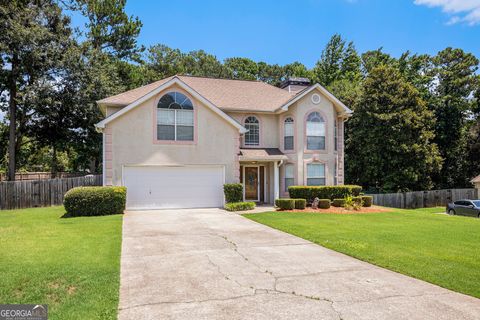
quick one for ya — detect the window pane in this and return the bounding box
[307,178,326,186]
[158,125,174,140]
[158,93,175,109]
[284,136,294,150]
[307,136,325,150]
[284,122,294,136]
[177,125,194,141]
[307,122,325,136]
[245,124,259,145]
[285,178,294,192]
[176,110,193,126]
[285,164,294,178]
[307,163,325,178]
[157,109,174,125]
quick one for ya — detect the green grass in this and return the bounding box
[0,206,123,319]
[245,207,480,298]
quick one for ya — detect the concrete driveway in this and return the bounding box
[119,209,480,320]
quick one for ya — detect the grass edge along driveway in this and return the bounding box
[0,206,122,320]
[245,207,480,299]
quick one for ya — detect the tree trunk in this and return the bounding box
[51,146,58,179]
[7,54,18,181]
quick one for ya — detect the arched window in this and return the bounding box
[284,117,294,150]
[157,92,194,141]
[306,112,325,150]
[244,116,259,146]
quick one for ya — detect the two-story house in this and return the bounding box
[95,75,352,209]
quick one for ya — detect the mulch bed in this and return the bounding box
[279,205,392,214]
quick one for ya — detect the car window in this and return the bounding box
[473,200,480,207]
[454,201,463,205]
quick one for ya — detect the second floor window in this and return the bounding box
[157,92,194,141]
[284,117,294,150]
[244,116,259,146]
[306,112,325,150]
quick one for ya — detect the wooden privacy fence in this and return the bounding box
[0,175,102,210]
[371,188,479,209]
[0,172,86,181]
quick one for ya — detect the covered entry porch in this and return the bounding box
[239,148,288,204]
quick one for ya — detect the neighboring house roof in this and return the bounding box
[239,148,288,161]
[97,75,296,112]
[471,175,480,183]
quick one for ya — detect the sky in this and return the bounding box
[69,0,480,68]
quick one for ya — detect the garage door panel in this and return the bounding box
[123,166,224,209]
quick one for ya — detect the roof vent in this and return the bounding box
[280,77,311,93]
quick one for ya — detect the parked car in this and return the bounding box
[446,200,480,217]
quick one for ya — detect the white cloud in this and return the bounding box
[414,0,480,25]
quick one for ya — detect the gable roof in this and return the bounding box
[471,175,480,183]
[98,75,296,112]
[279,83,353,116]
[95,77,247,133]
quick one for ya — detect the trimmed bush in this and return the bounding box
[275,198,295,210]
[318,199,331,209]
[64,186,126,216]
[293,199,306,210]
[332,198,346,207]
[224,183,243,203]
[352,196,363,205]
[288,185,362,203]
[224,201,255,212]
[362,196,373,207]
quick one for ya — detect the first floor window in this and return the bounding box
[285,164,294,192]
[307,163,326,186]
[157,92,194,141]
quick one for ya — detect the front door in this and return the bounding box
[244,167,259,201]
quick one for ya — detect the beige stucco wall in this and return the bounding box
[105,84,240,186]
[227,113,279,148]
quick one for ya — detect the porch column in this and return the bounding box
[274,161,280,200]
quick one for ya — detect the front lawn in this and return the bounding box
[0,206,123,319]
[245,207,480,298]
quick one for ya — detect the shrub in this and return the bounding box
[288,185,362,203]
[318,199,331,209]
[293,199,306,210]
[224,183,243,203]
[332,198,346,207]
[362,196,373,207]
[275,198,295,210]
[344,195,362,211]
[224,201,255,211]
[352,196,363,205]
[64,186,126,216]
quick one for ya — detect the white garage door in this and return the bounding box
[123,166,225,210]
